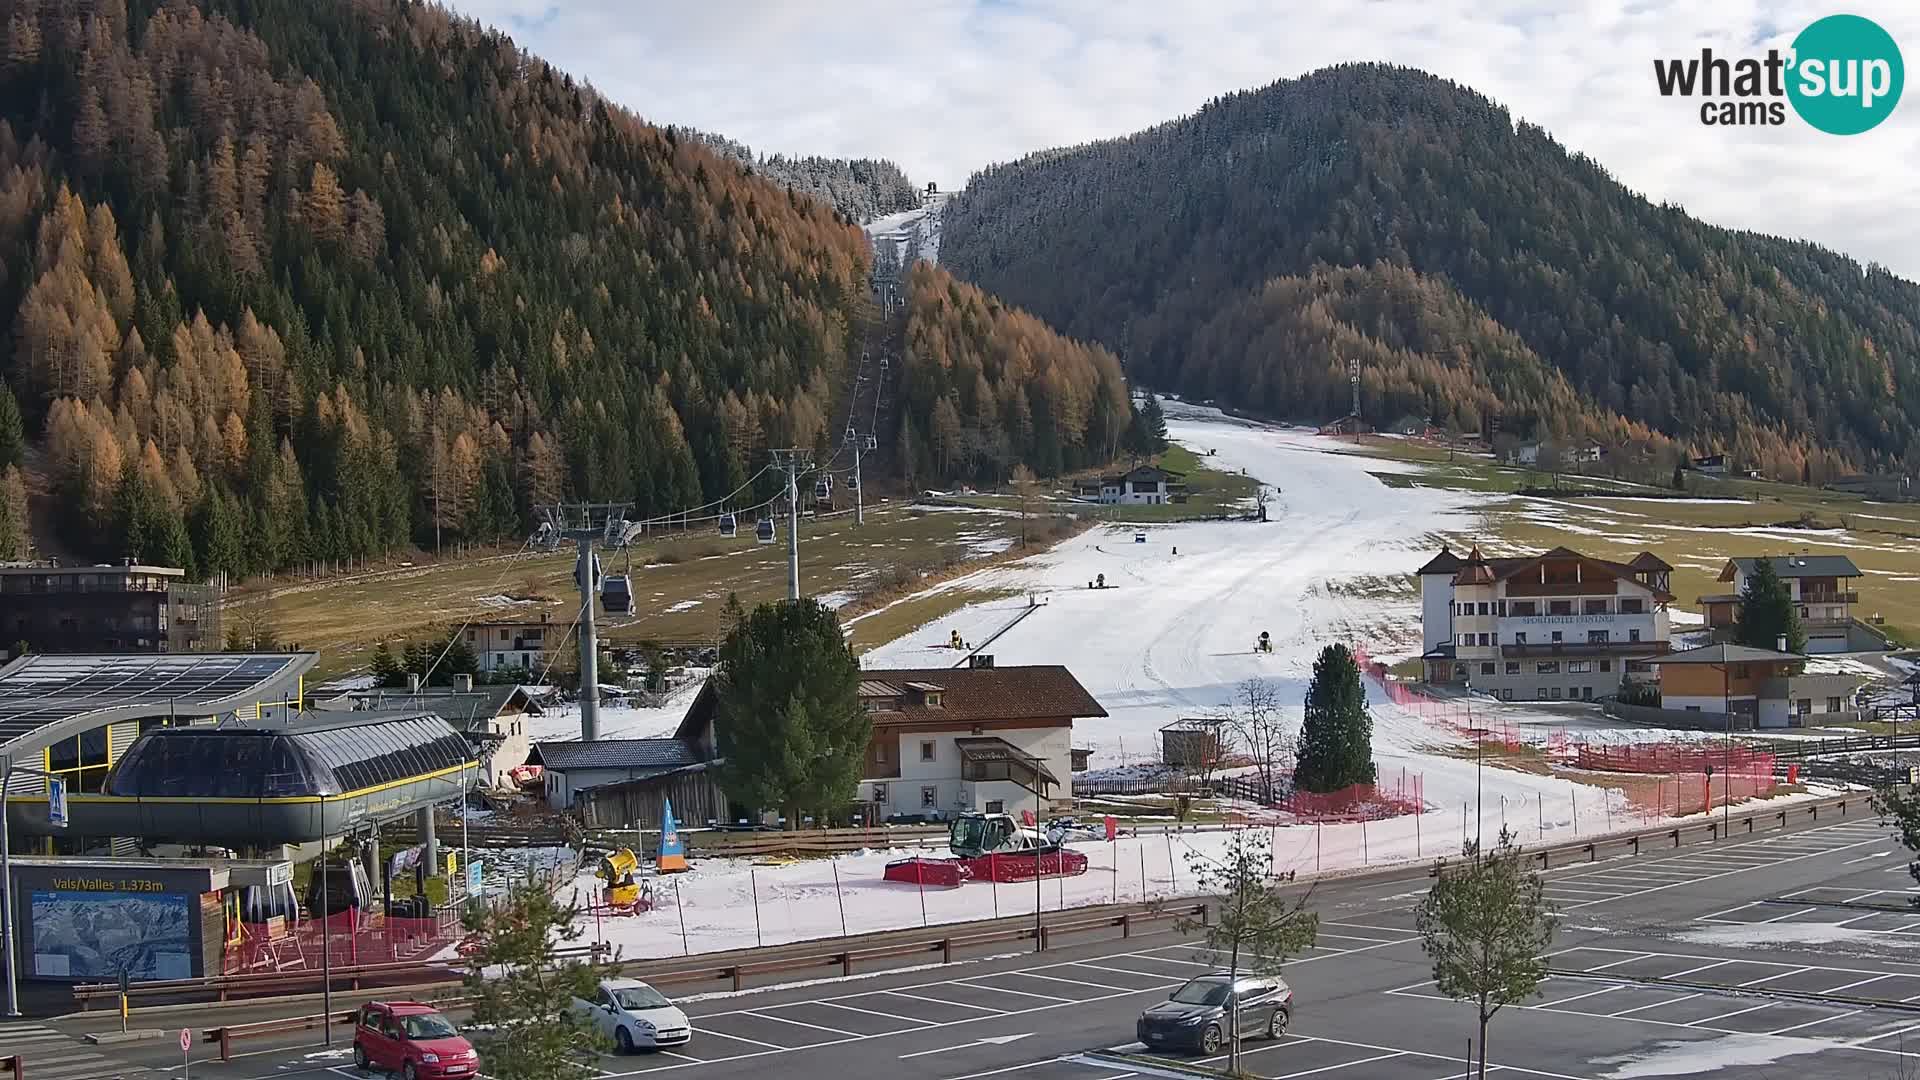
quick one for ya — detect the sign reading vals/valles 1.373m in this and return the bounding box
[1654,14,1904,133]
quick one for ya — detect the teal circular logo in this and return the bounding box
[1787,14,1904,134]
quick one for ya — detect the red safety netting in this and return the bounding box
[1277,768,1425,822]
[1574,744,1775,775]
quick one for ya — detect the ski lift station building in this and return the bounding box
[0,652,478,850]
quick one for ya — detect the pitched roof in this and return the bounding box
[856,665,1108,725]
[1723,555,1861,580]
[1649,643,1801,665]
[528,737,703,772]
[340,684,539,730]
[1416,547,1463,575]
[1450,546,1675,600]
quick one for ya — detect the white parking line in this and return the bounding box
[1667,959,1737,979]
[877,989,1007,1013]
[1010,971,1146,993]
[1823,974,1896,994]
[1855,1019,1920,1046]
[742,1010,864,1038]
[1766,1011,1862,1035]
[1610,993,1699,1016]
[689,1028,791,1051]
[1690,1001,1774,1025]
[1583,953,1658,973]
[1737,967,1812,987]
[954,979,1073,1003]
[815,999,934,1026]
[1069,961,1192,982]
[1267,1051,1407,1077]
[1543,986,1619,1007]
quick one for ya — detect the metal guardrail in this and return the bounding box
[170,903,1206,1049]
[77,793,1875,1022]
[626,903,1209,992]
[1761,732,1920,761]
[1429,793,1863,876]
[72,945,607,1009]
[206,1009,357,1063]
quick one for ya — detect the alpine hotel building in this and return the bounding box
[1418,546,1674,701]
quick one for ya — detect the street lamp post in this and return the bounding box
[319,792,333,1045]
[2,755,66,1018]
[1465,685,1483,850]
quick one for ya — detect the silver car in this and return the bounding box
[1136,973,1292,1054]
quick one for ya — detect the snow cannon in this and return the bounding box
[597,848,651,911]
[881,813,1090,889]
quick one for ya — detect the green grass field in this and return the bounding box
[1353,435,1920,643]
[233,501,1032,679]
[939,444,1260,523]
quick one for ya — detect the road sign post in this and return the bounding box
[181,1026,192,1080]
[3,756,67,1018]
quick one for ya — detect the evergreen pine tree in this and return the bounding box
[440,629,480,683]
[369,640,405,687]
[0,384,23,470]
[712,598,868,825]
[1139,393,1169,453]
[113,469,161,562]
[1294,643,1375,793]
[1733,558,1805,653]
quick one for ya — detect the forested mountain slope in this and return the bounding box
[688,129,922,223]
[941,63,1920,480]
[0,0,1122,574]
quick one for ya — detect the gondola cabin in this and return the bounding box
[601,573,635,616]
[718,512,737,539]
[756,518,776,544]
[814,476,833,500]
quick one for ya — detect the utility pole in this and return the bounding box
[536,502,630,742]
[1348,357,1362,444]
[769,450,814,600]
[853,434,876,526]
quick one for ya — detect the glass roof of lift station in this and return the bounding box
[0,652,317,760]
[106,712,476,799]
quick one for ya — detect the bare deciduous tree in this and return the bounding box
[1224,677,1292,804]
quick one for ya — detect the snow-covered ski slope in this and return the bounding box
[544,404,1851,962]
[865,401,1478,768]
[865,190,947,265]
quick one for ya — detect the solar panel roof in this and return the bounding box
[0,652,318,757]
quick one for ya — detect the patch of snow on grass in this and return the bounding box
[665,599,702,613]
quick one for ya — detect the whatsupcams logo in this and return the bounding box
[1654,14,1904,133]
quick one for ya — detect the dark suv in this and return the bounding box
[1137,973,1292,1054]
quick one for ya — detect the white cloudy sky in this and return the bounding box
[449,0,1920,279]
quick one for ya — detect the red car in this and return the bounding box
[353,1002,479,1080]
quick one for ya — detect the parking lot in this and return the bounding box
[593,923,1419,1076]
[1389,945,1920,1046]
[52,806,1920,1080]
[1531,818,1888,909]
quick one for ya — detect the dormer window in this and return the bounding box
[925,692,942,707]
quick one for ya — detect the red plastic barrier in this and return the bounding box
[967,849,1090,883]
[883,857,966,887]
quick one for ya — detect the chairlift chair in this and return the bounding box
[719,512,737,539]
[756,518,776,544]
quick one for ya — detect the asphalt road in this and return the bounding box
[24,804,1920,1080]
